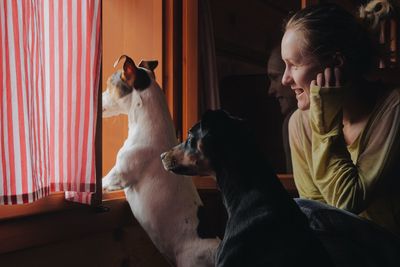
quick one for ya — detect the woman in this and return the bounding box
[282,3,400,235]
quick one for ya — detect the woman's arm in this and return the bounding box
[309,76,400,213]
[289,110,325,202]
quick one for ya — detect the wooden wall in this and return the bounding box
[1,223,170,267]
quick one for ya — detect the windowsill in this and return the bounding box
[0,174,296,222]
[0,192,75,222]
[0,191,127,222]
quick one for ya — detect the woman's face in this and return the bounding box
[281,29,321,110]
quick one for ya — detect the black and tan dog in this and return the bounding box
[161,109,333,267]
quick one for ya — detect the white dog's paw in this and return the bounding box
[102,183,124,192]
[102,175,124,192]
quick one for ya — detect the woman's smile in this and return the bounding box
[293,88,305,96]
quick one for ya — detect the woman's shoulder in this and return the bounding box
[366,87,400,134]
[385,87,400,105]
[376,87,400,113]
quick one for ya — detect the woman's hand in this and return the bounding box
[311,67,342,88]
[309,67,344,134]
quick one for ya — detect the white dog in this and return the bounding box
[102,55,220,267]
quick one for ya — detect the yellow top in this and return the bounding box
[289,84,400,235]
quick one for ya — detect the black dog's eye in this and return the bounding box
[186,136,196,149]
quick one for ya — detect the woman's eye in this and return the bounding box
[286,61,301,71]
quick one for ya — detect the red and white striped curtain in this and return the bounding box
[0,0,101,204]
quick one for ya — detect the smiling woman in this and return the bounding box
[284,2,400,235]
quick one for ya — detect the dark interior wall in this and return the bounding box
[219,75,287,172]
[210,0,300,79]
[208,0,300,173]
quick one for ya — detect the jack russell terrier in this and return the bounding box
[161,110,333,267]
[102,55,220,267]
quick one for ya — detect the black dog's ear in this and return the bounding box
[139,60,158,72]
[200,109,232,133]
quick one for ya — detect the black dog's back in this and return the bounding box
[216,171,332,267]
[199,110,333,267]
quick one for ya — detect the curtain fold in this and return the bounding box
[0,0,101,205]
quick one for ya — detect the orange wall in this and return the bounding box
[102,0,163,176]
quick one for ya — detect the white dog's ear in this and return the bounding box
[114,55,138,84]
[139,60,158,72]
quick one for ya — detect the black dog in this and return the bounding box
[161,109,333,267]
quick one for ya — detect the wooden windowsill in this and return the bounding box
[0,174,296,222]
[0,192,75,222]
[0,191,127,222]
